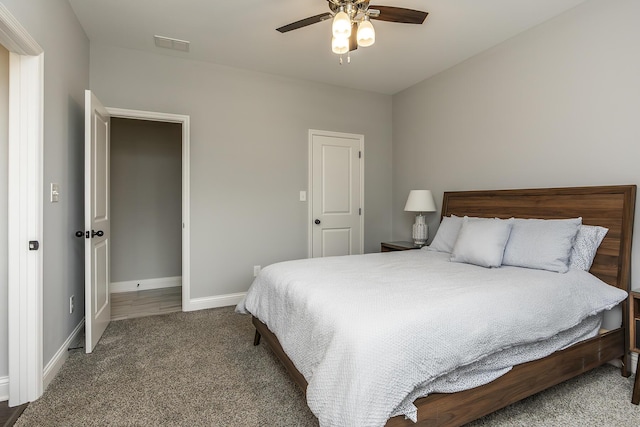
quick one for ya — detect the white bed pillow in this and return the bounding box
[450,217,513,268]
[427,215,463,253]
[569,225,608,271]
[502,217,582,273]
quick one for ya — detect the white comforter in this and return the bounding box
[236,249,627,427]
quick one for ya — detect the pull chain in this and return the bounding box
[338,53,351,65]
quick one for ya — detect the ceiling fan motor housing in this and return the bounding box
[328,0,371,19]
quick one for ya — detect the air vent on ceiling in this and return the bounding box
[154,35,190,52]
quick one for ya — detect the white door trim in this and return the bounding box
[105,108,192,311]
[0,4,42,55]
[0,4,45,406]
[307,129,364,258]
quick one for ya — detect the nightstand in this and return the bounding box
[631,291,640,404]
[381,241,421,252]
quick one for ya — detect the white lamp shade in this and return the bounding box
[404,190,437,213]
[357,19,375,47]
[332,11,351,38]
[332,36,349,54]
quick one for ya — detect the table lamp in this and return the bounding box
[404,190,437,246]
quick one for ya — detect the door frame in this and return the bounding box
[0,4,45,405]
[307,129,364,258]
[106,108,192,311]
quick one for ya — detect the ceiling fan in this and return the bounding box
[276,0,428,60]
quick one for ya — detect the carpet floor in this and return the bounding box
[14,307,640,426]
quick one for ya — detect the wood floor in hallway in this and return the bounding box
[111,286,182,321]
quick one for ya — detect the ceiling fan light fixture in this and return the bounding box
[357,18,375,47]
[275,1,428,63]
[332,36,349,54]
[332,10,351,38]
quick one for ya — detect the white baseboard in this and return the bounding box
[110,276,182,293]
[0,376,8,401]
[183,292,245,312]
[632,352,638,374]
[43,319,85,391]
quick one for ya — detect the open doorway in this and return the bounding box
[109,117,183,319]
[107,108,192,319]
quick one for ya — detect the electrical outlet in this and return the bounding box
[253,265,261,277]
[69,295,74,314]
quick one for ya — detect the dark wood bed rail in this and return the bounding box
[385,329,625,426]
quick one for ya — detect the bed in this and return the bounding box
[239,185,636,426]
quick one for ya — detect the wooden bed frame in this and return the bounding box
[251,185,637,426]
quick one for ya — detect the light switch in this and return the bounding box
[50,183,60,203]
[299,191,307,202]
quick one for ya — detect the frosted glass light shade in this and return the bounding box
[357,19,375,47]
[332,36,349,54]
[404,190,437,213]
[332,11,351,38]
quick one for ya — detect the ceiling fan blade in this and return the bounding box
[369,6,428,24]
[276,12,333,33]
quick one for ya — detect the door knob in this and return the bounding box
[314,219,321,225]
[75,231,84,238]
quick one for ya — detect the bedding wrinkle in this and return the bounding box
[236,250,626,427]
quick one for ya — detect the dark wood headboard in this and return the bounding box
[441,185,636,291]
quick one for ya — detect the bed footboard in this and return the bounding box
[252,315,626,427]
[386,328,626,426]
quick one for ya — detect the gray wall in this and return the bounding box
[90,44,393,299]
[110,118,182,283]
[392,0,640,288]
[0,45,8,379]
[2,0,89,365]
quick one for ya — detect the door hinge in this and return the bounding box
[359,151,362,159]
[28,240,39,251]
[359,208,362,215]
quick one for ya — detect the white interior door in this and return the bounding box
[84,90,111,353]
[310,130,363,258]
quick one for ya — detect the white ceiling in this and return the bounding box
[68,0,587,95]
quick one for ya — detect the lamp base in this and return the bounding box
[412,214,429,247]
